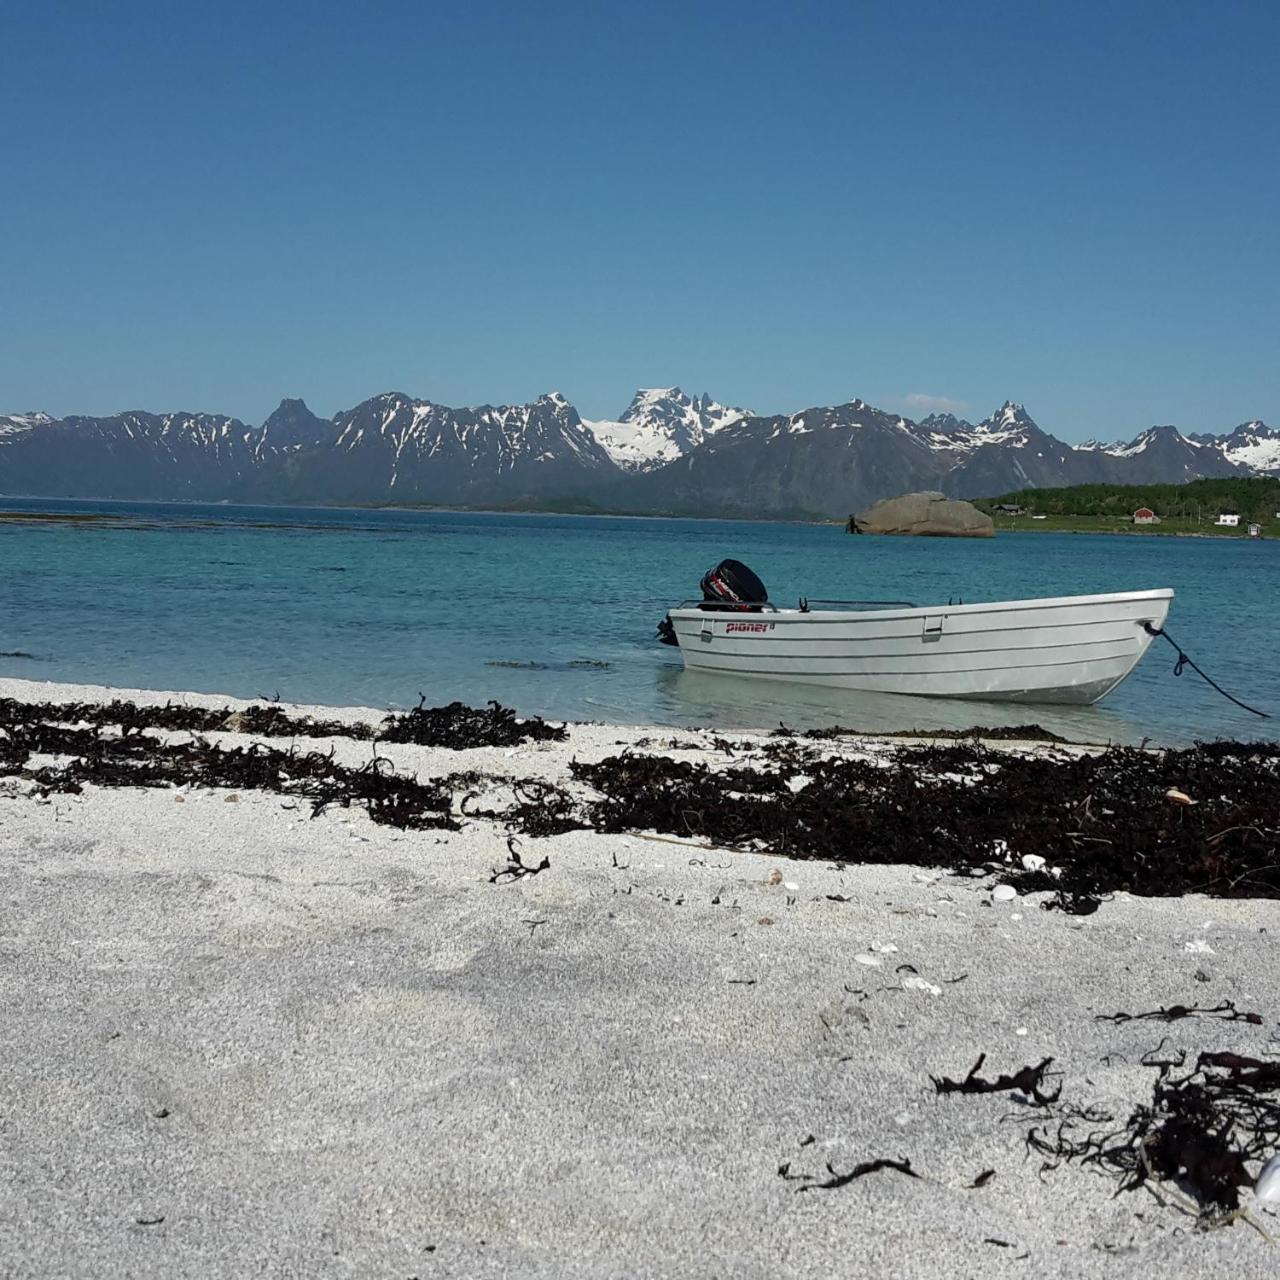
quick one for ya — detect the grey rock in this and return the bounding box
[852,491,995,537]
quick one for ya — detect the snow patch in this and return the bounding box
[584,387,750,471]
[1224,435,1280,473]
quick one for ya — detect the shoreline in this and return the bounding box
[989,523,1270,539]
[2,678,1278,1276]
[0,497,831,526]
[3,498,1270,540]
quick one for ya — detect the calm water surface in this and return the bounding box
[1,498,1276,745]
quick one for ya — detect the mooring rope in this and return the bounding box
[1142,622,1271,719]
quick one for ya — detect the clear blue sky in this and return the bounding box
[2,0,1276,440]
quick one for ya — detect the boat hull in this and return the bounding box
[666,589,1174,706]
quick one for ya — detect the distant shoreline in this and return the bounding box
[0,499,833,528]
[987,519,1268,539]
[0,496,1272,538]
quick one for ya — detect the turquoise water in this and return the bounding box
[1,498,1276,744]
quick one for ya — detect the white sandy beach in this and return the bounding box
[1,676,1277,1278]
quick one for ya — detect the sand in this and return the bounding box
[1,676,1277,1278]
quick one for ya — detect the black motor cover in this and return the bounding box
[699,559,768,611]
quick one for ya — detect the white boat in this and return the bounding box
[659,584,1174,706]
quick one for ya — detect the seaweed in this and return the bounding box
[931,1053,1061,1106]
[1026,1049,1280,1216]
[489,838,551,884]
[778,1152,919,1192]
[1,712,457,832]
[0,693,567,750]
[1096,1002,1263,1026]
[0,695,373,741]
[460,779,583,837]
[6,693,1280,904]
[379,696,567,749]
[567,740,1280,899]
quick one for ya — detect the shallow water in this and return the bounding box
[1,498,1276,744]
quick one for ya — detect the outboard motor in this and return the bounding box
[699,559,768,611]
[657,558,770,647]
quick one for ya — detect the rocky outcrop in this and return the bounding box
[851,491,994,537]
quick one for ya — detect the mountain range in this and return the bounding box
[2,388,1277,518]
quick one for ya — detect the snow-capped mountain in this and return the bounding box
[615,399,1265,517]
[583,388,750,471]
[255,397,339,454]
[0,409,264,499]
[0,393,618,503]
[0,411,55,436]
[936,402,1101,494]
[1072,423,1258,482]
[917,412,974,437]
[1220,420,1280,474]
[1,389,1275,512]
[266,391,617,503]
[614,398,954,517]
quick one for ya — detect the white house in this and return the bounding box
[1216,512,1240,527]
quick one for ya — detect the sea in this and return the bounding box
[2,497,1277,746]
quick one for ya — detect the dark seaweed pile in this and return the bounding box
[379,696,567,749]
[0,694,566,750]
[569,739,1280,899]
[3,695,1279,901]
[0,695,374,740]
[1028,1049,1280,1215]
[0,713,457,831]
[0,695,563,829]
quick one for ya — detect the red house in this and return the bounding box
[1133,507,1160,525]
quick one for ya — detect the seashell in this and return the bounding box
[992,885,1017,902]
[1021,854,1046,873]
[854,953,882,967]
[1165,788,1196,805]
[902,975,941,996]
[766,869,782,886]
[1256,1153,1280,1204]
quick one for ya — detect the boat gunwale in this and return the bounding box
[667,587,1174,625]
